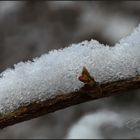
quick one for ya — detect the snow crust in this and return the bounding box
[0,25,139,113]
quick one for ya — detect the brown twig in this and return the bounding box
[0,75,140,129]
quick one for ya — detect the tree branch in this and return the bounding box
[0,75,140,129]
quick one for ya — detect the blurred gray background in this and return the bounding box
[0,1,140,139]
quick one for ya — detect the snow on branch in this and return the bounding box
[0,24,140,128]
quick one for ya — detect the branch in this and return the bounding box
[0,75,140,129]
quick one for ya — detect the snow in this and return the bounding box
[0,24,140,114]
[66,110,140,139]
[66,110,122,139]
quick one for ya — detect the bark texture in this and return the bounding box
[0,75,140,129]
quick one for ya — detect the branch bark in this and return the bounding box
[0,75,140,129]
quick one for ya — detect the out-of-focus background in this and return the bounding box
[0,1,140,139]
